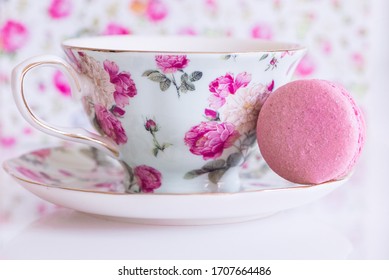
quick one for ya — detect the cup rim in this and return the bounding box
[62,35,306,54]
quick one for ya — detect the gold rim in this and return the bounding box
[61,35,306,54]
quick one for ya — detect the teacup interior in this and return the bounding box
[62,35,304,53]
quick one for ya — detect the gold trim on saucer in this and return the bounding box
[2,158,344,197]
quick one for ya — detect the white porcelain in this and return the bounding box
[3,145,346,225]
[11,35,306,193]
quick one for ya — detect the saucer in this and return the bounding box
[3,145,347,225]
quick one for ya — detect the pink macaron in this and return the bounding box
[256,79,365,184]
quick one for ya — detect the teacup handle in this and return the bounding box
[11,55,120,158]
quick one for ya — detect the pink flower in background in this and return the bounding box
[146,0,168,22]
[134,165,162,192]
[351,52,364,69]
[0,213,10,224]
[321,41,333,54]
[155,55,189,73]
[208,72,251,109]
[48,0,72,19]
[23,127,33,135]
[0,136,16,148]
[103,23,130,35]
[205,0,218,12]
[295,55,316,77]
[251,23,273,40]
[53,70,71,96]
[95,104,127,144]
[0,20,28,52]
[0,72,8,83]
[177,27,197,36]
[184,121,240,160]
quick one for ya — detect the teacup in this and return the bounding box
[12,35,305,193]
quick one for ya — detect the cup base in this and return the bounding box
[151,167,242,194]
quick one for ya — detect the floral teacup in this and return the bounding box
[12,35,305,193]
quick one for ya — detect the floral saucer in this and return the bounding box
[3,145,347,225]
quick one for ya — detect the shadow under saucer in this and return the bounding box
[1,208,353,260]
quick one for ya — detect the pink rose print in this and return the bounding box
[79,53,115,107]
[112,72,137,106]
[103,60,137,108]
[0,20,28,53]
[53,70,71,96]
[134,165,162,193]
[208,93,228,110]
[146,0,168,22]
[265,57,278,71]
[75,53,137,146]
[184,121,240,160]
[208,72,251,109]
[145,119,157,132]
[209,73,234,97]
[103,23,130,35]
[267,80,275,92]
[31,149,51,159]
[155,55,189,74]
[204,108,219,121]
[144,117,171,157]
[219,82,273,135]
[48,0,72,19]
[16,166,44,183]
[112,106,125,117]
[144,55,201,97]
[95,104,127,145]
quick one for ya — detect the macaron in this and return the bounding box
[256,79,365,184]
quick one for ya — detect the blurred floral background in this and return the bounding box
[0,0,375,257]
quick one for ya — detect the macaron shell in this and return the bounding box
[257,79,364,184]
[326,81,365,178]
